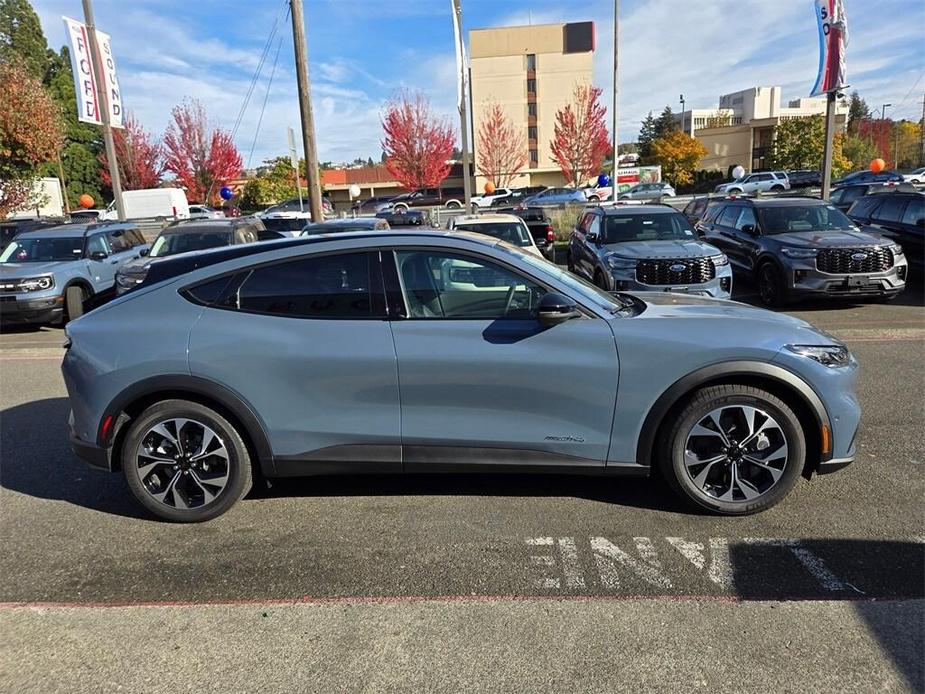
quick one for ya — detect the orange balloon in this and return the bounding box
[78,194,94,209]
[870,158,885,173]
[484,181,496,194]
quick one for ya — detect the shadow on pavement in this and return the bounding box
[732,270,924,311]
[0,398,687,519]
[856,600,924,692]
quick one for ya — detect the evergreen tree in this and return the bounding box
[654,105,678,138]
[637,112,657,158]
[847,91,871,134]
[0,0,48,80]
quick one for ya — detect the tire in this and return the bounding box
[728,188,743,195]
[122,399,253,522]
[446,200,462,209]
[756,261,789,308]
[658,384,805,515]
[393,204,409,213]
[770,185,784,192]
[65,285,87,322]
[588,195,600,202]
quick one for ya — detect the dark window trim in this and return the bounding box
[179,248,388,321]
[380,246,596,322]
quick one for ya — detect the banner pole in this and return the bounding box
[821,90,837,200]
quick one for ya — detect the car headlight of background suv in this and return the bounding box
[780,247,818,259]
[785,344,851,368]
[710,253,729,266]
[115,272,145,289]
[2,276,55,292]
[606,255,636,271]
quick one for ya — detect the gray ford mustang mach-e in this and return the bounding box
[62,231,859,522]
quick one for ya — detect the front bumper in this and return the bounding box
[608,264,733,299]
[0,293,64,324]
[785,256,908,298]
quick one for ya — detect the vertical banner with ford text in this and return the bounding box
[810,0,848,96]
[62,16,124,128]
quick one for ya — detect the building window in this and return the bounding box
[528,103,537,117]
[528,126,538,141]
[526,53,536,70]
[527,79,536,94]
[529,149,538,164]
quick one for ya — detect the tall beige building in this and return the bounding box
[469,22,595,189]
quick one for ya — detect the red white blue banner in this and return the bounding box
[62,16,124,128]
[810,0,848,96]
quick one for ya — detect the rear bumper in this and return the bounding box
[0,294,64,324]
[68,411,111,471]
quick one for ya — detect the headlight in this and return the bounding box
[780,247,818,259]
[115,272,144,289]
[888,243,904,257]
[785,344,851,368]
[15,276,54,292]
[710,253,729,266]
[606,255,636,270]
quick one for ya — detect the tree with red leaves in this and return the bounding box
[99,112,165,191]
[381,90,454,191]
[550,84,611,188]
[476,103,526,188]
[163,99,242,204]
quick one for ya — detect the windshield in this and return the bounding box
[453,222,532,247]
[603,213,696,243]
[0,236,83,263]
[757,204,856,235]
[149,231,232,258]
[506,246,628,313]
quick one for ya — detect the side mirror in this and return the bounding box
[537,292,581,326]
[741,224,757,235]
[89,250,108,261]
[139,248,149,256]
[587,232,600,244]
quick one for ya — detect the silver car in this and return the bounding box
[618,182,676,201]
[715,171,791,195]
[63,230,859,522]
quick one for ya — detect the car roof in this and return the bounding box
[13,221,138,239]
[732,196,829,207]
[321,217,382,227]
[452,214,522,224]
[599,204,679,215]
[141,229,496,287]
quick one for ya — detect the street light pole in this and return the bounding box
[290,0,323,223]
[81,0,124,220]
[679,94,685,135]
[611,0,620,174]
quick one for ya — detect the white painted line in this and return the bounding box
[558,537,586,590]
[590,537,672,590]
[743,538,855,592]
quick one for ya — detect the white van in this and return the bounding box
[100,188,190,221]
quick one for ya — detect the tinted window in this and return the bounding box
[396,250,545,320]
[150,231,233,257]
[0,236,84,263]
[717,206,741,227]
[87,234,110,256]
[108,230,131,252]
[829,189,844,204]
[900,197,923,226]
[847,196,878,218]
[184,275,235,305]
[873,197,906,223]
[702,203,724,223]
[841,187,867,205]
[453,222,532,247]
[735,206,757,230]
[231,252,373,318]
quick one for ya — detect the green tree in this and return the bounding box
[768,115,850,176]
[238,156,302,210]
[846,91,870,133]
[0,0,48,80]
[841,134,878,172]
[38,47,106,208]
[637,112,657,159]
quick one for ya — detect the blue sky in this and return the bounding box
[34,0,925,167]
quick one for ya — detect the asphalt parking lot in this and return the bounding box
[1,281,923,692]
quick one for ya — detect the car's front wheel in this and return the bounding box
[122,399,253,522]
[659,385,805,515]
[65,285,87,322]
[757,262,789,307]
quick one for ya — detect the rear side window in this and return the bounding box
[847,196,879,218]
[183,275,235,305]
[873,197,906,223]
[229,252,374,318]
[901,197,923,226]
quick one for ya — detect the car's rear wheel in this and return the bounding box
[659,385,805,515]
[65,285,87,322]
[728,188,743,195]
[757,262,788,307]
[122,399,252,522]
[446,200,462,209]
[770,184,784,192]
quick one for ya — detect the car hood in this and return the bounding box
[767,229,888,248]
[603,239,718,259]
[118,256,155,276]
[626,292,834,345]
[0,261,71,277]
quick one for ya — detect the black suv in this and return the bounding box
[115,217,265,294]
[831,170,903,188]
[846,190,924,270]
[786,170,822,188]
[696,197,907,306]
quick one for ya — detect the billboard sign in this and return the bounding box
[62,16,124,128]
[810,0,848,96]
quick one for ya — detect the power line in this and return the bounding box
[247,35,284,168]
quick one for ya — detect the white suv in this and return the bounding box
[715,171,790,195]
[469,188,513,209]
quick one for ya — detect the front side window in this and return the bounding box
[757,204,855,234]
[0,236,83,263]
[603,212,696,243]
[395,250,545,320]
[735,206,757,230]
[717,206,741,228]
[108,230,132,252]
[228,252,374,318]
[86,234,111,256]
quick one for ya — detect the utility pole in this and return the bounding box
[451,0,472,209]
[290,0,323,223]
[920,94,925,166]
[820,89,839,200]
[612,0,620,175]
[82,0,124,220]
